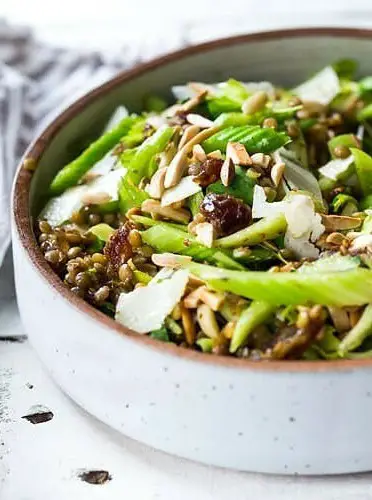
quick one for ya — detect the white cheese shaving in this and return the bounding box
[292,66,340,106]
[318,155,354,180]
[41,169,125,227]
[161,176,201,207]
[115,269,189,333]
[252,185,325,259]
[350,234,372,252]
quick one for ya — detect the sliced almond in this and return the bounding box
[179,90,207,114]
[161,176,201,207]
[195,222,215,248]
[141,199,191,223]
[328,306,350,333]
[198,287,225,311]
[81,191,112,205]
[321,215,362,232]
[164,126,220,188]
[207,150,223,160]
[146,167,167,199]
[270,161,285,187]
[180,303,196,345]
[197,304,220,338]
[159,142,178,167]
[151,252,192,268]
[178,125,201,150]
[186,113,214,129]
[226,142,252,166]
[184,286,204,308]
[221,321,236,339]
[325,232,345,246]
[242,91,268,115]
[220,156,235,187]
[192,144,207,162]
[251,153,271,168]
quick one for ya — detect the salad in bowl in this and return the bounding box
[36,59,372,361]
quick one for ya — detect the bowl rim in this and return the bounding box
[13,26,372,373]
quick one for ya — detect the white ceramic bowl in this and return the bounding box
[11,28,372,475]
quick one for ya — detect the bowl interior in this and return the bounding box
[28,30,372,216]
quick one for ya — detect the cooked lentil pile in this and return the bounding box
[36,60,372,360]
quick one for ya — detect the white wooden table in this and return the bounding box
[2,3,372,497]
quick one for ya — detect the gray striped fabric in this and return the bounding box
[0,20,184,267]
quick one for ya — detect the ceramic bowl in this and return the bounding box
[11,28,372,475]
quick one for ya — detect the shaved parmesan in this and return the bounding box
[318,155,354,180]
[350,234,372,253]
[293,66,340,105]
[251,185,325,259]
[161,176,201,207]
[41,169,125,227]
[115,269,189,333]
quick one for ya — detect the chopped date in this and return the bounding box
[200,193,252,236]
[190,158,223,187]
[104,222,134,270]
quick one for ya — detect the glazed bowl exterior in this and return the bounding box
[11,28,372,475]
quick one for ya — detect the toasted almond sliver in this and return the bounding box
[181,303,196,345]
[192,144,207,162]
[241,91,268,115]
[151,252,192,268]
[164,126,220,188]
[184,286,205,308]
[226,142,252,166]
[186,113,215,129]
[270,161,285,187]
[251,152,271,168]
[195,222,215,248]
[221,321,236,339]
[197,304,220,338]
[321,215,362,231]
[179,90,208,114]
[81,191,112,205]
[207,149,223,160]
[327,306,350,333]
[141,199,191,224]
[178,125,201,151]
[325,232,345,246]
[220,156,235,187]
[198,287,225,311]
[146,167,167,199]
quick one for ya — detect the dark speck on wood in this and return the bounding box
[78,470,112,485]
[22,406,54,424]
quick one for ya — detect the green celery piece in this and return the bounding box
[216,213,287,248]
[119,174,148,214]
[208,97,242,117]
[125,125,173,185]
[338,304,372,355]
[360,194,372,210]
[350,147,372,195]
[230,301,275,353]
[144,95,167,112]
[120,147,137,168]
[182,261,372,306]
[214,106,302,128]
[150,327,170,342]
[129,214,188,231]
[188,191,204,217]
[133,269,152,284]
[207,79,249,116]
[358,103,372,121]
[50,115,137,195]
[298,254,361,274]
[140,224,244,270]
[88,223,115,242]
[218,79,250,102]
[94,201,119,214]
[196,338,213,353]
[358,76,372,96]
[207,166,256,205]
[121,117,148,148]
[330,193,358,214]
[299,118,317,131]
[332,59,358,79]
[202,126,290,154]
[165,317,183,335]
[328,134,359,158]
[232,246,277,265]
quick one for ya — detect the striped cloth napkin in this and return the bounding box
[0,19,185,268]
